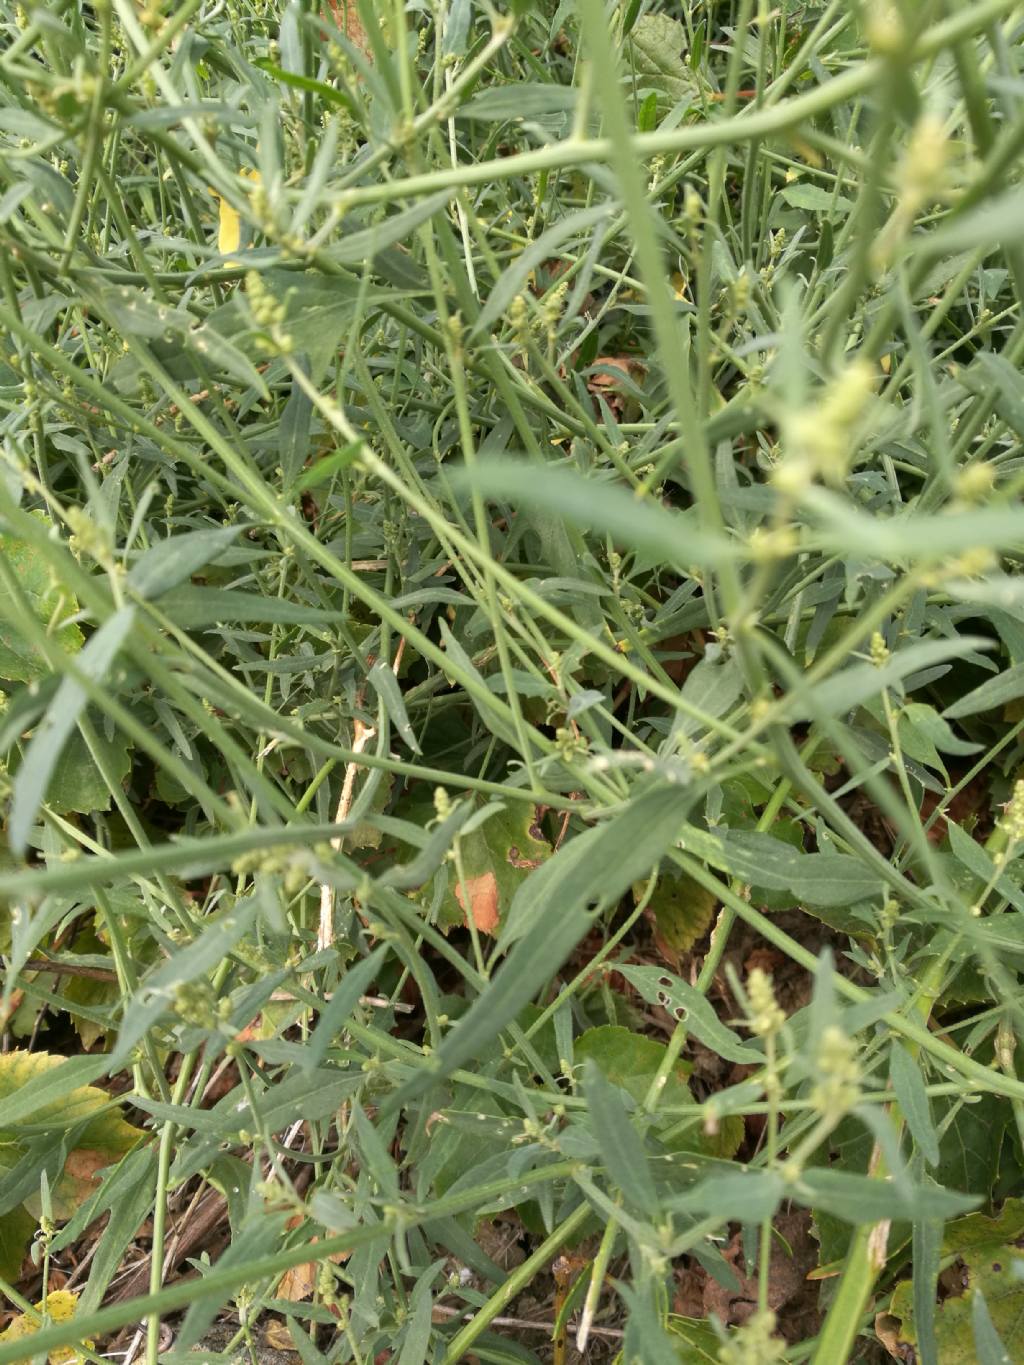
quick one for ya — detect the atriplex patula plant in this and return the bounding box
[3,0,1024,1361]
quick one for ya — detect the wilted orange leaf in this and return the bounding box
[276,1217,350,1302]
[60,1148,111,1207]
[277,1260,318,1303]
[455,871,500,935]
[264,1319,299,1352]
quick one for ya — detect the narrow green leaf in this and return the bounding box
[290,442,361,494]
[946,820,1024,913]
[303,946,388,1072]
[353,1103,400,1201]
[677,825,881,907]
[912,1181,942,1365]
[443,0,473,56]
[326,191,454,266]
[252,58,355,112]
[944,662,1024,719]
[890,1042,940,1166]
[787,637,991,721]
[367,658,421,753]
[583,1058,658,1216]
[395,898,591,1106]
[667,1170,785,1222]
[151,586,344,628]
[794,1168,977,1224]
[501,784,691,947]
[127,526,242,599]
[111,897,262,1066]
[460,461,737,567]
[397,1263,439,1364]
[472,204,611,335]
[618,965,762,1064]
[671,645,744,742]
[455,84,578,120]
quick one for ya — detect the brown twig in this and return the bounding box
[318,636,407,951]
[21,959,118,981]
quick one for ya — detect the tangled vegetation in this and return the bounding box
[3,1,1024,1362]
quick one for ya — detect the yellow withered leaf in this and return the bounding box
[211,168,259,257]
[0,1290,93,1365]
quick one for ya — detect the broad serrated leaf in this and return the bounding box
[628,13,697,106]
[0,1204,36,1281]
[0,517,83,683]
[0,1051,143,1222]
[634,866,716,961]
[943,1199,1024,1258]
[42,714,132,818]
[576,1025,742,1160]
[9,609,134,853]
[0,1289,90,1364]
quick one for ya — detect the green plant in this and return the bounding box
[2,1,1024,1362]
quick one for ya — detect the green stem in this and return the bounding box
[440,1201,592,1364]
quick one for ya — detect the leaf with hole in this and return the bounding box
[887,1247,1024,1363]
[618,966,763,1064]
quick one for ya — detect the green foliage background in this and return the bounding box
[2,1,1024,1361]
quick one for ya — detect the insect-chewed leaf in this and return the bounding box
[618,965,763,1064]
[943,1198,1024,1259]
[438,799,551,934]
[886,1247,1024,1364]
